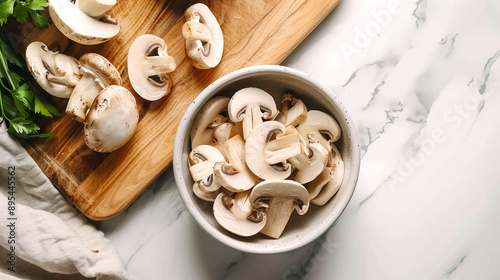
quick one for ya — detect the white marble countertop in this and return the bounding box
[98,0,500,279]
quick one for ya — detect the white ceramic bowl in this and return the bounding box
[173,65,360,254]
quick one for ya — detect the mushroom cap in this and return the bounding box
[48,0,120,45]
[127,34,176,101]
[79,53,122,87]
[228,87,278,140]
[190,96,230,148]
[84,85,139,153]
[228,87,277,122]
[296,110,341,145]
[213,134,259,192]
[78,0,116,17]
[249,179,310,239]
[289,142,329,184]
[183,3,224,69]
[249,180,310,214]
[25,41,81,98]
[188,145,225,193]
[311,144,344,206]
[213,192,267,237]
[245,121,292,180]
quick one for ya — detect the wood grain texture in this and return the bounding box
[17,0,341,220]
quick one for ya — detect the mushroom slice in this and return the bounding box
[78,0,116,18]
[66,53,121,122]
[228,87,277,140]
[249,180,310,239]
[25,42,82,98]
[188,145,225,194]
[84,85,139,153]
[183,3,224,69]
[281,93,307,127]
[245,121,294,180]
[263,125,302,165]
[213,134,259,192]
[289,142,329,185]
[308,144,344,205]
[190,96,230,148]
[296,110,341,152]
[48,0,120,45]
[128,34,177,101]
[213,191,267,237]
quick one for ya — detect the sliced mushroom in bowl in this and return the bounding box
[173,65,360,254]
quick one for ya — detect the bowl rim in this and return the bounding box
[173,65,360,254]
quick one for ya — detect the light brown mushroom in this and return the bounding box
[66,53,121,122]
[249,180,310,239]
[182,3,224,69]
[84,85,139,153]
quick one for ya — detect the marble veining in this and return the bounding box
[97,0,500,279]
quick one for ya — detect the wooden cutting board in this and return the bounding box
[16,0,341,220]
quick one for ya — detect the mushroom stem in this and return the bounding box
[242,106,265,140]
[65,73,103,122]
[46,73,80,87]
[143,55,177,77]
[260,199,294,239]
[182,21,213,42]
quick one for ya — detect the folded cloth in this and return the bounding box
[0,122,131,280]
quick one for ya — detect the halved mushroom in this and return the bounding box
[78,0,116,18]
[128,34,177,101]
[48,0,120,45]
[213,190,267,237]
[281,93,307,127]
[188,145,225,201]
[66,53,121,122]
[213,134,259,192]
[249,180,310,239]
[245,121,296,180]
[25,42,82,98]
[263,125,302,165]
[84,85,139,153]
[183,3,224,69]
[307,144,344,205]
[289,142,329,185]
[190,96,230,148]
[228,87,277,140]
[296,110,341,152]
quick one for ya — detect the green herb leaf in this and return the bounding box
[0,0,55,139]
[8,116,39,134]
[0,0,16,25]
[34,93,59,117]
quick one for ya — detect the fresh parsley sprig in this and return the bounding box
[0,0,59,138]
[0,0,50,29]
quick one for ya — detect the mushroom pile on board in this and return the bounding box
[25,42,139,153]
[25,3,224,153]
[188,88,345,239]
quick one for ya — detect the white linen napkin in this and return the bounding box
[0,121,131,280]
